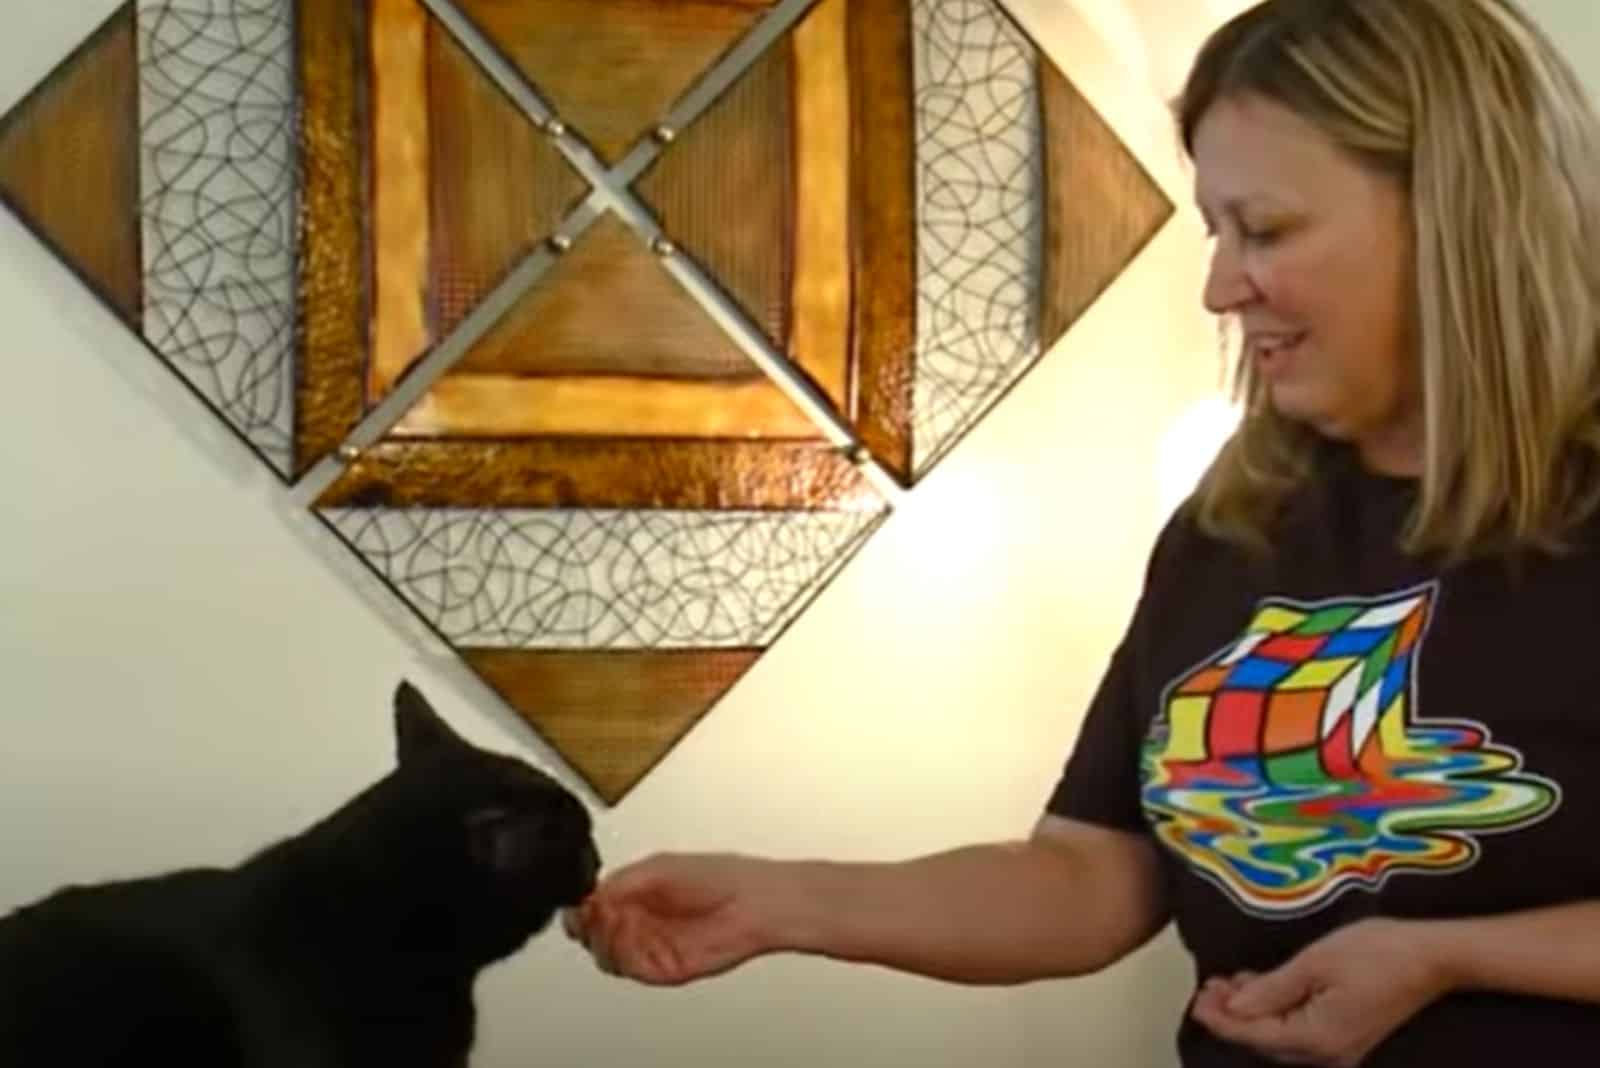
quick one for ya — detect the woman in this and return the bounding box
[566,1,1600,1062]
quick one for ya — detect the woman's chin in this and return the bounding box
[1266,386,1341,437]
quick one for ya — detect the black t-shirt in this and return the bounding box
[1047,454,1600,1064]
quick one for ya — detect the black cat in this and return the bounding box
[0,682,602,1067]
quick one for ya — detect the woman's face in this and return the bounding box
[1193,93,1422,474]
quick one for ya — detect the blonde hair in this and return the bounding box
[1179,0,1600,559]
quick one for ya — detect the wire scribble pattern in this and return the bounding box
[323,507,886,649]
[912,0,1044,478]
[138,0,298,473]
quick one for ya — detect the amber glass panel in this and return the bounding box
[787,0,851,413]
[465,648,761,804]
[367,0,432,404]
[316,439,882,511]
[367,4,588,404]
[394,214,819,440]
[402,375,820,439]
[449,214,753,379]
[428,22,587,340]
[297,0,369,475]
[454,0,772,162]
[0,5,139,322]
[1039,63,1173,353]
[634,38,792,350]
[848,0,917,486]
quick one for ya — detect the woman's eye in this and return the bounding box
[1241,226,1282,246]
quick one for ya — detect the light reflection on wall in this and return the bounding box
[1157,394,1240,515]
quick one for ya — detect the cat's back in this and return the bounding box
[0,869,246,1067]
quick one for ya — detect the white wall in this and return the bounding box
[1521,0,1600,104]
[16,0,1587,1065]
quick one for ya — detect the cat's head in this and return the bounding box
[346,682,602,967]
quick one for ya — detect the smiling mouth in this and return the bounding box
[1251,332,1306,372]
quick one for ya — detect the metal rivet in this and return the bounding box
[653,124,676,144]
[548,233,573,254]
[544,118,566,138]
[651,236,676,257]
[336,444,361,464]
[844,444,871,467]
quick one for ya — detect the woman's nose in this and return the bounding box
[1202,241,1255,314]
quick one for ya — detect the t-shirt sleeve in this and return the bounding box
[1043,512,1188,831]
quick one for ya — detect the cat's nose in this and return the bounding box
[535,791,590,844]
[577,840,601,897]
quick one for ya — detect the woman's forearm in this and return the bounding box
[1421,899,1600,1004]
[766,825,1168,985]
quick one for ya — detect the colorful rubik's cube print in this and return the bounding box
[1164,591,1430,784]
[1141,585,1561,917]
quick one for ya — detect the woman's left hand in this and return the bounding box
[1190,917,1454,1067]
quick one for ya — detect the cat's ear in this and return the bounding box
[393,681,470,765]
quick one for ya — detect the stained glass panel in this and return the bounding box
[3,0,1172,802]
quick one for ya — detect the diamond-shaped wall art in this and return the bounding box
[1,0,1171,803]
